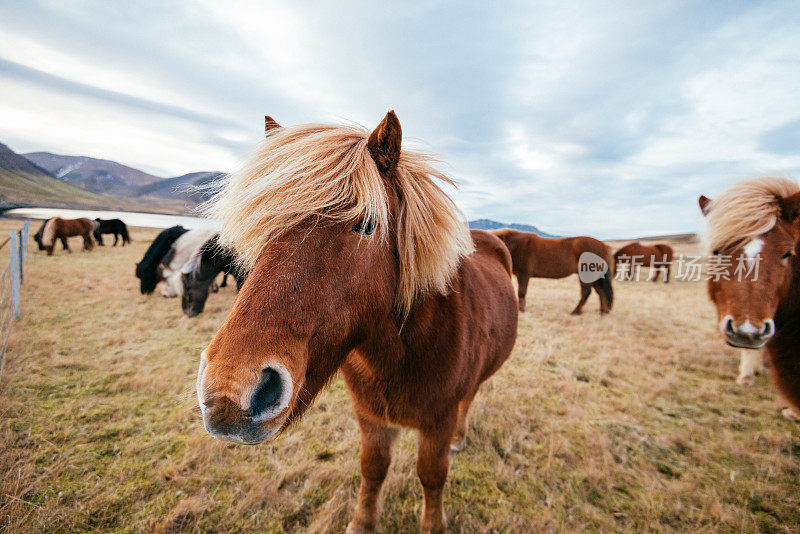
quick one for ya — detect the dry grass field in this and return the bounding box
[1,221,799,533]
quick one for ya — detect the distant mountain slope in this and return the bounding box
[0,142,110,205]
[24,152,161,195]
[136,171,224,202]
[469,218,557,238]
[0,143,54,176]
[0,142,193,214]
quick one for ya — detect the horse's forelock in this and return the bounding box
[202,122,473,316]
[705,177,800,253]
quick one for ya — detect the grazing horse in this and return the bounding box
[32,217,94,256]
[181,235,246,317]
[491,229,613,314]
[699,177,800,419]
[159,227,219,298]
[93,218,130,246]
[136,225,188,294]
[613,242,673,282]
[195,112,518,533]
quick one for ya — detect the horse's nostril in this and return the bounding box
[724,317,735,335]
[762,319,775,338]
[249,368,283,418]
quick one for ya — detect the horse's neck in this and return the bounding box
[777,254,800,325]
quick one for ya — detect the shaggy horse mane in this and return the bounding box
[41,217,59,247]
[201,122,474,315]
[705,177,800,252]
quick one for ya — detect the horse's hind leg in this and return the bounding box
[571,283,592,315]
[592,283,610,314]
[113,233,119,246]
[451,391,477,453]
[347,415,399,534]
[417,413,456,533]
[516,273,530,312]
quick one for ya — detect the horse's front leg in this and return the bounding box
[347,415,399,534]
[737,349,763,385]
[60,236,69,252]
[417,412,457,534]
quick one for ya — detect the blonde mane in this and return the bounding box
[202,123,474,315]
[42,217,58,247]
[705,177,800,252]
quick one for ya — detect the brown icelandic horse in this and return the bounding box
[491,229,613,314]
[699,177,800,419]
[196,113,518,533]
[33,217,95,256]
[613,242,673,282]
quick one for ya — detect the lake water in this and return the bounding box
[3,207,216,229]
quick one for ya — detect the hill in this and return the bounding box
[469,218,557,237]
[0,143,111,207]
[24,152,161,195]
[0,143,193,214]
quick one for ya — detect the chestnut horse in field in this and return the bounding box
[613,242,673,282]
[196,112,518,533]
[699,177,800,419]
[491,229,613,314]
[33,217,94,256]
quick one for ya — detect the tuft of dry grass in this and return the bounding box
[1,221,799,532]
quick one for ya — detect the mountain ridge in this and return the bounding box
[468,218,557,238]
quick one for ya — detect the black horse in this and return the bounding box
[181,235,247,317]
[94,218,131,246]
[136,225,188,294]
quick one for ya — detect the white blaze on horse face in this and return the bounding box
[743,238,764,265]
[737,320,760,336]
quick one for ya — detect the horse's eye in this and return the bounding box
[352,218,376,236]
[783,249,795,260]
[713,250,720,257]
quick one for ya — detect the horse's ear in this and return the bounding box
[368,110,402,176]
[698,195,711,216]
[779,192,800,223]
[265,116,281,136]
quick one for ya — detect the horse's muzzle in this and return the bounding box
[722,316,774,349]
[196,351,291,444]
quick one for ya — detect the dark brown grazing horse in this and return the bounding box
[32,217,94,256]
[491,229,613,314]
[699,177,800,420]
[613,242,673,282]
[196,112,518,533]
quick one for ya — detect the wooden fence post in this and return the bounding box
[10,231,20,319]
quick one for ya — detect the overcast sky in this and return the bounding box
[1,1,799,238]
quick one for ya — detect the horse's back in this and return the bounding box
[470,229,512,276]
[166,227,220,271]
[569,236,610,261]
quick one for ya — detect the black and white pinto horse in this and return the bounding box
[94,218,131,246]
[181,234,246,317]
[136,225,188,294]
[158,227,220,298]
